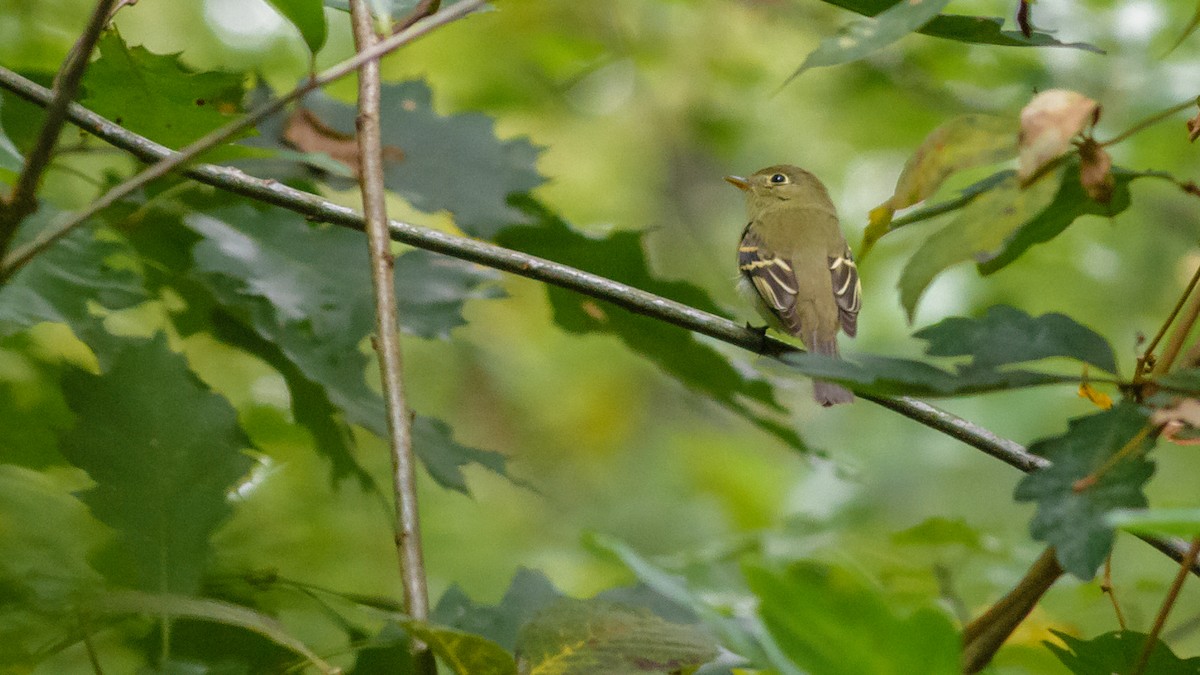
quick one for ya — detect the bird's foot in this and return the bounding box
[746,322,769,352]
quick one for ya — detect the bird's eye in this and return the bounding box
[770,173,787,184]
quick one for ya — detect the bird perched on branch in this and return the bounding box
[726,164,861,406]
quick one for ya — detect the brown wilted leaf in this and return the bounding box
[1017,89,1099,183]
[1077,138,1114,204]
[1187,109,1200,143]
[283,108,405,177]
[1151,398,1200,445]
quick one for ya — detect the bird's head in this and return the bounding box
[724,164,830,205]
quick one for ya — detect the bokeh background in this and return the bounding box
[4,0,1200,672]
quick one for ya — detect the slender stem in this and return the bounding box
[1132,537,1200,675]
[78,611,106,675]
[1102,555,1127,630]
[1101,97,1198,148]
[349,2,434,673]
[0,0,118,258]
[962,546,1064,673]
[1070,424,1154,492]
[1136,261,1200,382]
[1153,280,1200,376]
[394,0,443,33]
[0,0,486,282]
[2,65,1198,579]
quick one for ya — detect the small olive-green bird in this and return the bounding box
[726,165,861,406]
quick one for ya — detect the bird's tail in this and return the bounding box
[808,332,853,407]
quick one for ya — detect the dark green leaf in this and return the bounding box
[819,0,1102,52]
[185,203,511,493]
[265,0,328,55]
[977,166,1170,274]
[59,335,254,593]
[1013,403,1155,579]
[350,622,419,675]
[515,598,719,675]
[0,339,71,469]
[914,305,1117,374]
[744,561,959,675]
[898,169,1060,321]
[496,196,809,454]
[0,208,146,362]
[276,82,544,237]
[81,33,245,149]
[789,0,954,81]
[433,568,565,652]
[783,351,1071,398]
[1046,630,1200,675]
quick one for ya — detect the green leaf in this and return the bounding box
[496,196,809,455]
[818,0,1102,52]
[393,616,517,675]
[1106,508,1200,538]
[743,561,960,675]
[0,208,145,359]
[1046,630,1200,675]
[890,517,985,552]
[1013,402,1155,579]
[913,305,1117,374]
[266,0,328,55]
[93,590,339,674]
[515,598,719,675]
[788,0,954,81]
[0,465,105,667]
[185,202,512,493]
[81,32,245,149]
[783,351,1071,398]
[433,568,565,652]
[898,168,1061,321]
[277,82,544,237]
[58,335,255,593]
[883,115,1016,213]
[977,166,1170,275]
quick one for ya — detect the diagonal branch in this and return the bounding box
[349,1,434,672]
[0,65,1196,579]
[0,0,486,283]
[0,0,119,258]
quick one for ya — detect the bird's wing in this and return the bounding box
[738,224,803,335]
[829,244,861,337]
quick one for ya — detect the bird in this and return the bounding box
[725,164,861,406]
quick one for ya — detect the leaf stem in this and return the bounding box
[0,0,487,283]
[1,65,1198,580]
[1152,273,1200,377]
[1102,555,1127,630]
[0,0,118,260]
[1135,261,1200,382]
[1071,424,1154,492]
[962,546,1063,673]
[349,1,434,672]
[1101,97,1198,148]
[1132,537,1200,675]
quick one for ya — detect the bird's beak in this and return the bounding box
[724,175,750,191]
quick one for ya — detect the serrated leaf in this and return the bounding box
[1106,508,1200,538]
[0,208,145,346]
[978,166,1168,275]
[270,82,543,237]
[744,561,959,675]
[496,196,809,454]
[1046,630,1200,675]
[433,568,565,651]
[913,305,1116,374]
[1013,403,1155,579]
[93,590,338,674]
[516,598,718,675]
[898,168,1061,321]
[783,350,1071,397]
[184,203,513,494]
[788,0,953,81]
[59,335,254,593]
[266,0,328,55]
[81,32,245,149]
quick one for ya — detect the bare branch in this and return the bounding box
[349,0,434,671]
[1,65,1197,580]
[0,0,119,259]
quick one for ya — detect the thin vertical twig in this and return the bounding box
[1132,537,1200,675]
[1135,262,1200,382]
[1101,555,1127,630]
[348,1,433,673]
[0,0,119,258]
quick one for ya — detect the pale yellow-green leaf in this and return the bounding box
[883,114,1015,212]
